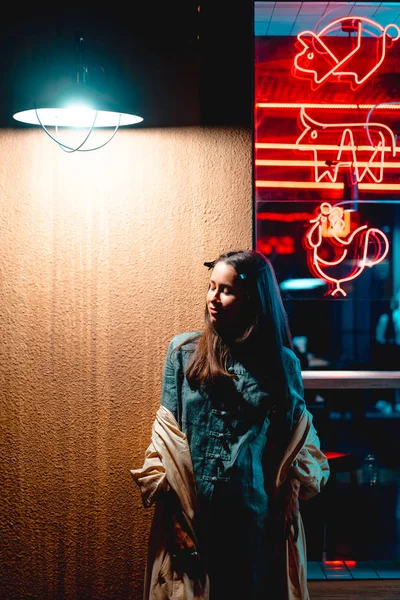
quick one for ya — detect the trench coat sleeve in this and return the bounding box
[291,419,330,500]
[131,334,188,507]
[130,335,185,507]
[287,412,329,599]
[130,440,170,508]
[274,409,329,600]
[131,406,209,600]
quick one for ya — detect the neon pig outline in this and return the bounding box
[294,16,400,87]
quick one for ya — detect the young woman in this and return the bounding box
[132,249,329,600]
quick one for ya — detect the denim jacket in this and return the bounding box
[131,404,329,600]
[160,332,306,507]
[133,333,328,599]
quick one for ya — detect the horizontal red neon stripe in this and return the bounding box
[255,159,400,168]
[256,181,342,189]
[256,212,312,221]
[256,180,400,191]
[361,183,400,190]
[255,143,393,151]
[256,103,400,110]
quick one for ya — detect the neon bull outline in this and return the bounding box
[294,16,400,87]
[295,107,397,183]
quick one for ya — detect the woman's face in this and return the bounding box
[207,261,246,328]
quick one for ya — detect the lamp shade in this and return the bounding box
[13,82,143,128]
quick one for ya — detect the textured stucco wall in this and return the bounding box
[0,126,252,600]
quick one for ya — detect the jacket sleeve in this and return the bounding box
[160,337,184,426]
[285,348,307,427]
[291,420,330,500]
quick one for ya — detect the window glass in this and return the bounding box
[254,1,400,371]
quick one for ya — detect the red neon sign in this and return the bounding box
[305,203,389,297]
[296,107,397,184]
[255,103,400,190]
[294,17,400,87]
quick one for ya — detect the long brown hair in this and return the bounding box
[177,250,295,417]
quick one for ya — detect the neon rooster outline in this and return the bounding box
[294,16,400,87]
[305,202,389,296]
[296,107,397,183]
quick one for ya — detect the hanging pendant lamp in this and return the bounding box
[13,33,143,152]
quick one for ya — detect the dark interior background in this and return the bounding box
[0,3,254,129]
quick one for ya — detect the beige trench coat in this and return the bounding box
[131,405,329,600]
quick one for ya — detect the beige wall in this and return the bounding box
[0,126,252,600]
